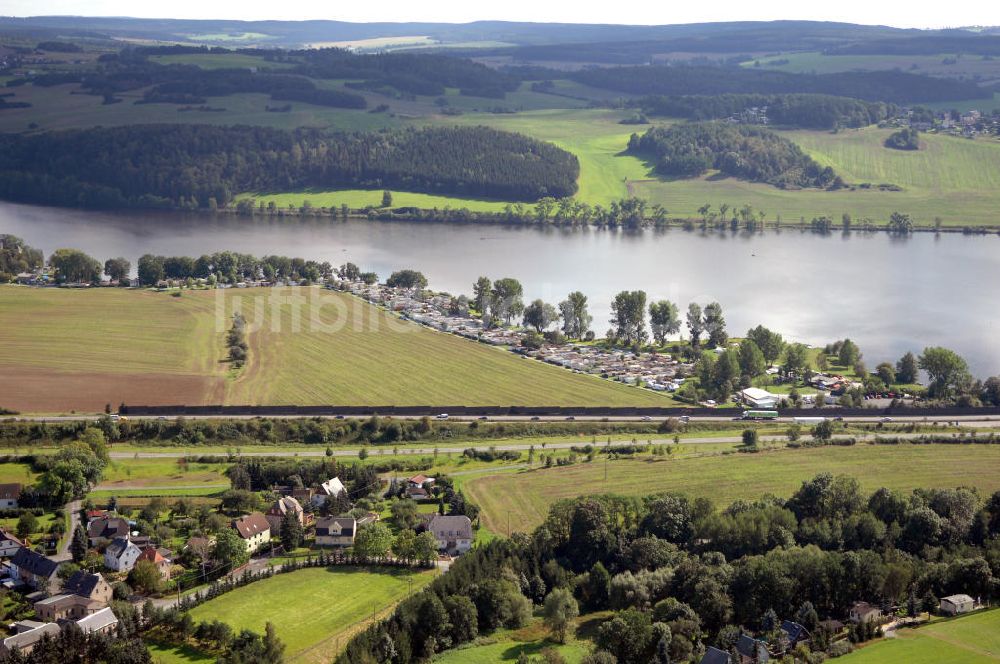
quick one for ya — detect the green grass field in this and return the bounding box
[434,618,594,664]
[188,566,434,663]
[146,640,214,664]
[465,443,1000,534]
[0,286,672,412]
[220,288,673,407]
[843,609,1000,663]
[630,126,1000,227]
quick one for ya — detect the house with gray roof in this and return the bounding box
[315,516,355,547]
[427,514,473,555]
[103,537,141,572]
[87,516,129,547]
[74,606,119,636]
[10,548,59,592]
[0,622,60,657]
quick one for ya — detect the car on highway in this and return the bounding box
[530,416,540,421]
[880,416,893,422]
[565,416,576,421]
[436,413,449,420]
[640,416,652,421]
[477,416,489,421]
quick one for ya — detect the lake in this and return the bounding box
[2,201,998,377]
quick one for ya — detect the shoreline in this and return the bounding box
[4,197,1000,235]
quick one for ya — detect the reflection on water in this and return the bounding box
[1,201,998,377]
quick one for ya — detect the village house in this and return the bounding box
[137,545,173,580]
[312,477,347,507]
[735,634,770,663]
[33,593,105,621]
[0,622,60,657]
[427,514,473,555]
[9,548,60,593]
[406,474,435,500]
[849,601,883,624]
[63,571,113,605]
[940,594,976,616]
[700,645,733,664]
[265,496,304,533]
[74,606,119,637]
[780,620,810,648]
[103,537,141,572]
[87,516,130,547]
[0,484,21,509]
[315,516,356,547]
[232,512,271,553]
[0,530,24,558]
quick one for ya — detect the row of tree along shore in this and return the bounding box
[226,195,999,235]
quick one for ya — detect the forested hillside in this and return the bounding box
[572,65,987,103]
[0,124,579,209]
[628,123,839,188]
[639,94,895,129]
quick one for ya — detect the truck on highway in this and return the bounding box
[742,410,779,420]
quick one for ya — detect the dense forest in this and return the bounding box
[628,123,839,188]
[826,34,1000,56]
[572,65,987,104]
[0,124,579,209]
[639,94,895,129]
[340,473,1000,663]
[293,49,519,99]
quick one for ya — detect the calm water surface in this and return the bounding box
[2,201,998,377]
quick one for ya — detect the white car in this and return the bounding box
[640,416,652,422]
[435,413,449,420]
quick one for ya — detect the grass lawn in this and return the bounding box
[0,286,673,412]
[0,463,37,485]
[464,443,1000,534]
[146,640,214,664]
[100,458,230,489]
[842,608,1000,663]
[188,566,435,663]
[434,617,594,663]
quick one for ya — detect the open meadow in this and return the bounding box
[842,608,1000,663]
[188,566,435,663]
[0,286,671,413]
[464,443,1000,534]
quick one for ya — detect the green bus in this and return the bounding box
[742,410,779,420]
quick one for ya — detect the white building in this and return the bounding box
[103,538,141,572]
[940,594,976,616]
[740,387,779,409]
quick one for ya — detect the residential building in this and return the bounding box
[104,537,141,572]
[700,647,733,664]
[735,634,770,663]
[63,571,113,604]
[265,496,304,533]
[33,593,104,621]
[0,530,24,558]
[137,546,173,580]
[406,474,435,500]
[427,514,473,555]
[232,513,271,553]
[315,516,356,547]
[313,477,347,507]
[0,484,21,508]
[87,516,130,547]
[780,620,810,647]
[849,601,883,624]
[940,594,976,616]
[75,606,119,636]
[10,548,60,592]
[0,622,60,657]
